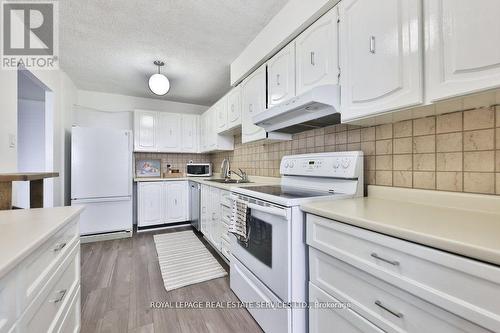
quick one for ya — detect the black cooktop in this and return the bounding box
[242,185,334,199]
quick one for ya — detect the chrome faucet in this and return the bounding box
[221,158,231,180]
[232,168,248,183]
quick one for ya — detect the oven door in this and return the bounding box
[231,197,291,301]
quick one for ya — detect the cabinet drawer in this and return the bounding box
[19,218,78,308]
[309,282,383,333]
[310,248,491,333]
[220,239,231,261]
[19,243,80,333]
[307,214,500,331]
[220,190,231,207]
[0,271,17,333]
[54,286,80,333]
[221,231,230,244]
[221,205,231,220]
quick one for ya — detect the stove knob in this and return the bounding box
[333,161,340,169]
[284,161,289,168]
[342,158,350,169]
[290,161,295,168]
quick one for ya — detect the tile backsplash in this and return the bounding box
[135,153,211,175]
[211,98,500,195]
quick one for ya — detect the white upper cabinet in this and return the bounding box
[199,107,234,152]
[181,114,198,153]
[165,181,188,222]
[134,110,201,153]
[339,0,423,121]
[200,111,208,152]
[241,64,267,143]
[134,110,157,151]
[227,86,242,130]
[425,0,500,102]
[215,98,228,133]
[267,43,296,107]
[295,7,339,96]
[157,112,181,152]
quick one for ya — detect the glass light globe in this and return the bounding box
[148,73,170,95]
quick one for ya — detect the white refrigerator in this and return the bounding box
[71,126,133,236]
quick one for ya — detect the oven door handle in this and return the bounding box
[247,202,288,218]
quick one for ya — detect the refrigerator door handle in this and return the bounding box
[71,196,131,203]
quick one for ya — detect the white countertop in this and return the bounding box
[0,206,84,279]
[134,175,281,191]
[301,186,500,266]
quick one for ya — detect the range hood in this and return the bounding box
[253,84,341,134]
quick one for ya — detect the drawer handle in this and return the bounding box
[370,36,376,54]
[371,253,399,266]
[374,300,403,318]
[53,242,67,252]
[49,289,67,304]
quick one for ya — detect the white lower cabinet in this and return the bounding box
[200,184,231,261]
[306,214,500,333]
[165,182,188,223]
[137,181,189,227]
[1,214,81,333]
[309,283,383,333]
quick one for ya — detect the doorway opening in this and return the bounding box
[15,69,54,208]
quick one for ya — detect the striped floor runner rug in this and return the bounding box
[153,231,228,291]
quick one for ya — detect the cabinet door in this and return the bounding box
[268,43,296,107]
[134,111,157,152]
[181,114,198,152]
[158,113,181,152]
[339,0,423,121]
[215,99,228,133]
[227,86,242,129]
[200,112,207,152]
[295,7,339,96]
[208,108,217,150]
[425,0,500,101]
[165,181,187,223]
[138,182,164,227]
[241,65,267,144]
[200,185,209,234]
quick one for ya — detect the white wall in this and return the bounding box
[0,71,18,172]
[74,90,209,131]
[15,99,46,208]
[77,90,208,114]
[17,99,46,171]
[230,0,339,85]
[0,69,77,206]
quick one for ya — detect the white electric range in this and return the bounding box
[229,152,364,333]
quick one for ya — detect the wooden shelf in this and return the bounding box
[0,172,59,182]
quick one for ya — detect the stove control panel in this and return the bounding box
[280,152,363,178]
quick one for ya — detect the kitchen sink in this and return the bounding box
[205,178,252,184]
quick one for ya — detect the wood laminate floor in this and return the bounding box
[80,226,263,333]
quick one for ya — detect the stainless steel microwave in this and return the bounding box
[186,163,212,177]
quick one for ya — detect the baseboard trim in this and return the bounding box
[80,230,132,243]
[136,222,191,233]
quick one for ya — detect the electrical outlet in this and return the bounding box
[8,133,16,148]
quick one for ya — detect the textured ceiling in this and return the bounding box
[59,0,288,106]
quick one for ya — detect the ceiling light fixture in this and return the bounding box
[148,60,170,96]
